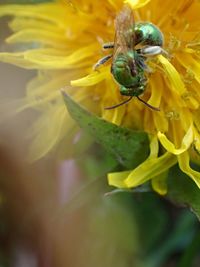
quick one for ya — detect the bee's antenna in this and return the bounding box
[104,96,133,110]
[136,96,160,111]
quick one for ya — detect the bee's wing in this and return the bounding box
[112,5,135,61]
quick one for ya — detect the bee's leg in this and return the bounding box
[137,46,168,57]
[93,54,112,70]
[103,42,114,49]
[136,56,153,73]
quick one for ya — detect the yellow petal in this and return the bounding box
[108,136,177,189]
[158,55,186,95]
[0,52,38,69]
[6,29,67,49]
[108,170,132,188]
[24,45,97,69]
[124,152,177,187]
[153,111,168,133]
[178,152,200,189]
[193,128,200,155]
[103,106,126,126]
[158,124,194,155]
[108,135,158,188]
[149,134,159,159]
[0,4,67,28]
[108,152,176,188]
[0,46,96,69]
[29,105,72,161]
[148,73,162,108]
[108,0,119,10]
[151,172,168,195]
[176,53,200,84]
[124,0,151,9]
[9,16,64,33]
[71,68,109,87]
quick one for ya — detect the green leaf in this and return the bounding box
[62,92,149,169]
[85,194,140,267]
[129,193,169,254]
[81,144,118,179]
[142,210,197,267]
[167,165,200,220]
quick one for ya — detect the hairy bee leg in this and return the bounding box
[93,54,112,70]
[136,57,153,73]
[143,64,153,73]
[138,46,168,57]
[102,42,114,49]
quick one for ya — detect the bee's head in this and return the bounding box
[120,84,146,97]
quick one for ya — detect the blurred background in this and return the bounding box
[0,7,200,267]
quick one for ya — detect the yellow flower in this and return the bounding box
[0,0,200,194]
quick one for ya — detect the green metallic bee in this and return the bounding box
[94,5,167,110]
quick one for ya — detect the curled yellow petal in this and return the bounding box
[193,128,200,154]
[158,124,194,155]
[151,172,168,195]
[108,152,177,188]
[178,152,200,189]
[103,106,126,126]
[108,136,176,189]
[108,170,131,188]
[149,134,159,159]
[124,152,177,188]
[108,135,158,188]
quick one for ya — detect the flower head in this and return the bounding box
[0,0,200,193]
